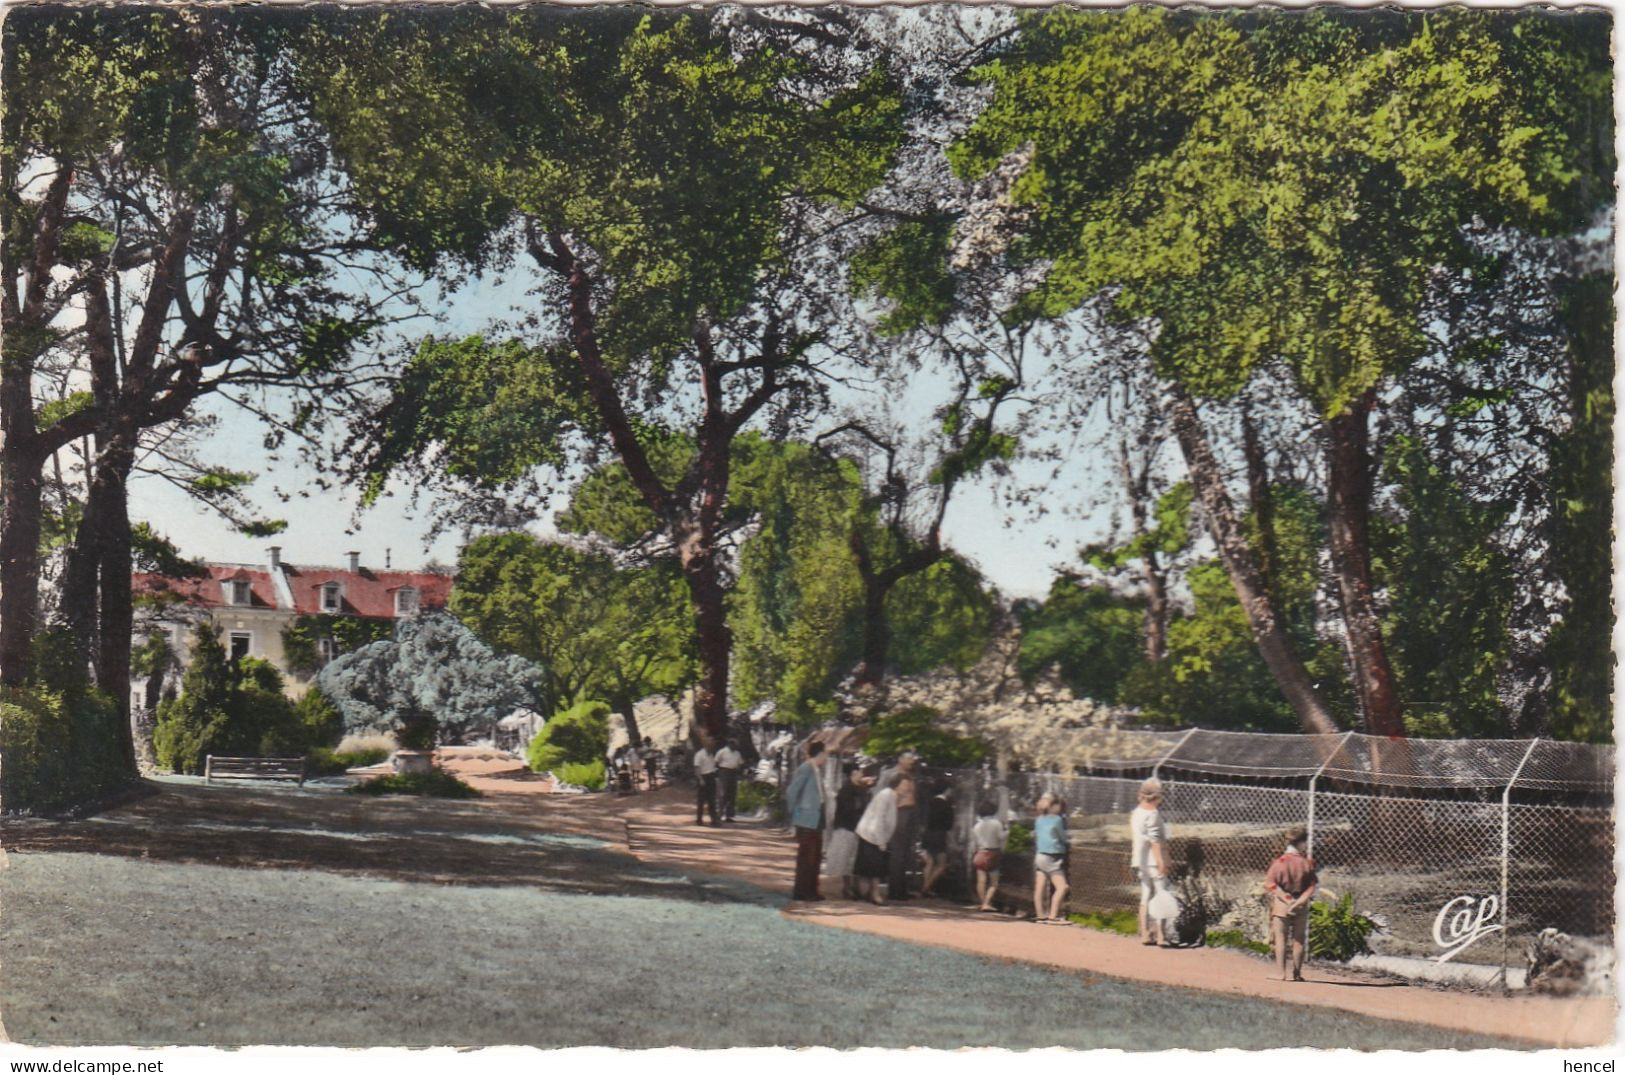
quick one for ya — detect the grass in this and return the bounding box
[1206,929,1273,956]
[345,770,482,799]
[1067,909,1139,935]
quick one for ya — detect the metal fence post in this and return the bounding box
[1306,731,1356,859]
[1501,738,1540,993]
[1152,728,1197,782]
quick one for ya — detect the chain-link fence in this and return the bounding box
[923,728,1611,990]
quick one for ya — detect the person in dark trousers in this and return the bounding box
[693,738,719,825]
[786,741,829,901]
[919,783,955,897]
[886,751,920,900]
[715,738,744,821]
[642,736,659,789]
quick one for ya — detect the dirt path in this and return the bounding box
[600,780,1615,1049]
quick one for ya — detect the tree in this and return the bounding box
[949,7,1612,735]
[450,532,696,738]
[1017,579,1146,706]
[308,9,905,738]
[3,9,405,771]
[316,612,547,749]
[152,625,302,773]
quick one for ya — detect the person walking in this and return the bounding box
[854,772,900,904]
[886,751,920,901]
[826,764,875,898]
[1033,794,1070,923]
[642,736,660,789]
[786,741,830,901]
[970,800,1007,912]
[715,738,745,822]
[1131,778,1173,945]
[1264,826,1319,982]
[919,783,955,897]
[693,738,720,826]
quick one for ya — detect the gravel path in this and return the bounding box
[1,850,1516,1049]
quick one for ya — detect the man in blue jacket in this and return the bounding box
[786,740,830,901]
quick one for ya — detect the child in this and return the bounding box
[970,800,1007,911]
[1264,826,1319,982]
[1032,795,1070,923]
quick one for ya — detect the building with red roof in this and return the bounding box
[132,546,453,704]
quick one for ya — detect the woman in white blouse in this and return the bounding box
[1130,778,1172,945]
[853,773,900,904]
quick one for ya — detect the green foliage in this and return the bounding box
[153,624,310,773]
[849,216,958,333]
[281,615,396,676]
[1122,489,1351,730]
[306,745,390,776]
[554,759,607,791]
[865,706,988,767]
[735,780,785,821]
[1545,274,1614,742]
[957,8,1611,415]
[1307,893,1377,962]
[1205,929,1273,956]
[1,631,130,812]
[526,699,611,774]
[1376,436,1513,737]
[1004,822,1034,854]
[1067,910,1139,935]
[887,557,998,678]
[452,532,695,722]
[294,687,345,748]
[346,770,483,799]
[1017,579,1145,703]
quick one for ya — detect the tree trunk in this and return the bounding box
[1166,385,1339,735]
[92,433,137,772]
[0,441,46,685]
[1239,402,1279,597]
[1119,437,1168,662]
[678,535,731,741]
[1326,390,1405,738]
[613,694,643,749]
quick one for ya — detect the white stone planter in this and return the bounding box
[392,750,435,776]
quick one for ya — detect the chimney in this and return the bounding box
[267,546,281,570]
[346,550,360,573]
[385,548,392,570]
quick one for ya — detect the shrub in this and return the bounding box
[306,746,392,776]
[346,770,482,798]
[154,629,313,772]
[0,682,129,814]
[554,759,606,790]
[526,699,610,773]
[735,780,784,820]
[865,705,988,767]
[294,686,345,747]
[1308,893,1378,962]
[1004,821,1033,853]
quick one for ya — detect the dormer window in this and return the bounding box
[395,587,419,617]
[230,580,252,606]
[321,583,342,612]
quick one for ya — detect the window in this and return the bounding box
[395,587,419,616]
[318,637,337,664]
[229,632,252,661]
[230,580,251,606]
[321,583,341,612]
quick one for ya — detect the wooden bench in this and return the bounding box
[204,755,307,786]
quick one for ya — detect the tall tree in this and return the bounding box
[3,8,404,769]
[949,7,1612,735]
[316,9,904,736]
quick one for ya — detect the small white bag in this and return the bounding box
[1148,888,1182,921]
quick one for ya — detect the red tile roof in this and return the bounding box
[281,564,452,618]
[132,563,452,619]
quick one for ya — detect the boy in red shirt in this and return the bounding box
[1263,826,1318,982]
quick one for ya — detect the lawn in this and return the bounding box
[0,850,1522,1050]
